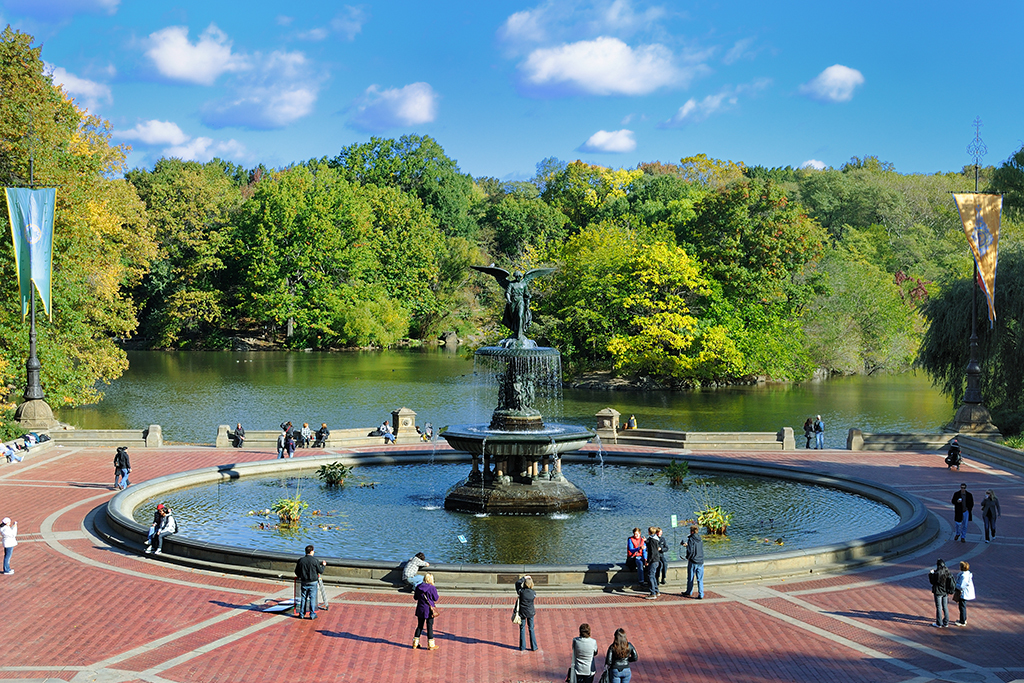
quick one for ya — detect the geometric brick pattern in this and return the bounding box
[0,444,1019,682]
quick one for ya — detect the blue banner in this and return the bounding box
[5,187,56,319]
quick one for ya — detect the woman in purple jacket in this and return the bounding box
[413,573,440,650]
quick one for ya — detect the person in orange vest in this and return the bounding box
[626,527,647,589]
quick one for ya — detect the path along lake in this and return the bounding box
[62,350,953,448]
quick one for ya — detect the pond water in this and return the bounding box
[62,349,952,447]
[133,463,901,565]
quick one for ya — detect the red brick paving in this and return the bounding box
[0,444,1020,682]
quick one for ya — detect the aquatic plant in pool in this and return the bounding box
[134,462,900,565]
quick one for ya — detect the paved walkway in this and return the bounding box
[0,444,1021,683]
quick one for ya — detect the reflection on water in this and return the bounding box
[63,350,952,446]
[133,463,900,565]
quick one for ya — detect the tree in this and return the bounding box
[483,194,568,260]
[540,160,643,229]
[127,158,245,347]
[0,27,156,406]
[989,144,1024,216]
[330,135,478,238]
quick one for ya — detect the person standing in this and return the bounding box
[115,447,131,490]
[285,430,297,458]
[277,429,286,459]
[1,517,17,575]
[294,544,326,619]
[569,623,598,683]
[113,447,124,489]
[928,558,955,627]
[655,527,668,586]
[233,423,245,448]
[626,528,646,589]
[813,415,825,449]
[803,418,814,449]
[951,483,974,542]
[515,575,537,651]
[682,525,704,599]
[603,628,638,683]
[981,489,1001,542]
[403,552,429,589]
[953,561,975,627]
[644,527,662,600]
[413,573,440,650]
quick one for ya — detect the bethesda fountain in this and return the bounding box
[441,265,594,514]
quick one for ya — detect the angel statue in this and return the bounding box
[471,265,556,345]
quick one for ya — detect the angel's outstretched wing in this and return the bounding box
[471,264,512,289]
[522,267,556,284]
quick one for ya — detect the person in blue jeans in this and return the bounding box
[813,415,825,449]
[115,447,131,490]
[683,525,704,599]
[603,628,638,683]
[626,528,646,588]
[515,575,537,651]
[294,544,325,619]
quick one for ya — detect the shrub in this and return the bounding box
[317,461,352,486]
[272,494,308,525]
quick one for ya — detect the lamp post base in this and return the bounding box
[947,402,1002,437]
[14,399,59,431]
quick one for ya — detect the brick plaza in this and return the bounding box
[1,443,1021,683]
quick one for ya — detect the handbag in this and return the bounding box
[429,604,439,618]
[598,670,609,683]
[953,589,962,603]
[511,598,522,624]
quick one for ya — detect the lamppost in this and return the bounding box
[949,118,1000,436]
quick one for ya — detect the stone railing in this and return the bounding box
[958,435,1024,475]
[595,427,795,451]
[846,430,955,451]
[48,425,162,448]
[215,425,426,449]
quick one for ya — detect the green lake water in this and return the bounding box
[61,349,953,447]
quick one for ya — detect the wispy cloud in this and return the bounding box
[801,159,826,170]
[660,79,771,127]
[800,64,864,103]
[499,0,666,53]
[520,37,684,96]
[145,24,249,85]
[201,50,322,129]
[723,37,756,65]
[47,63,112,111]
[349,82,438,133]
[115,119,248,162]
[579,129,636,153]
[297,6,369,42]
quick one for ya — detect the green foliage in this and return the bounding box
[540,161,644,229]
[272,494,308,525]
[484,194,569,260]
[664,459,689,485]
[689,481,732,535]
[0,27,157,407]
[918,245,1024,433]
[316,461,352,486]
[989,144,1024,217]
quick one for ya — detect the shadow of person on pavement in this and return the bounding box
[826,609,932,625]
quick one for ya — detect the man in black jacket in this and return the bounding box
[952,483,974,542]
[645,527,662,600]
[114,447,131,490]
[682,526,704,599]
[295,545,326,619]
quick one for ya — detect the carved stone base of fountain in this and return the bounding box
[444,478,589,514]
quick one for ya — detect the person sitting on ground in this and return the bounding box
[403,552,429,589]
[232,423,245,448]
[314,423,330,448]
[2,442,21,463]
[300,423,313,448]
[147,506,177,554]
[380,420,396,444]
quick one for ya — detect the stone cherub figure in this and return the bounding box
[471,265,556,346]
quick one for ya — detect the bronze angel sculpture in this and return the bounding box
[471,265,556,345]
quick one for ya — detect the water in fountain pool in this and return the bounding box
[134,462,900,565]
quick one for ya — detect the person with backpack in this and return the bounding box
[928,558,956,627]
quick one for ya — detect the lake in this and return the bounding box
[60,349,953,447]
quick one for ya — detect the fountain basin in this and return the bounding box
[440,423,594,457]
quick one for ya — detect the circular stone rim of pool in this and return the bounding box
[99,450,936,589]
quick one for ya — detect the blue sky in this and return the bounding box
[4,0,1022,179]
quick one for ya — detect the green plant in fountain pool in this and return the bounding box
[316,461,353,486]
[688,481,733,535]
[664,459,689,485]
[272,494,309,525]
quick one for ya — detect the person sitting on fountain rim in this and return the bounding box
[403,552,429,589]
[314,423,329,448]
[626,528,647,588]
[380,420,396,444]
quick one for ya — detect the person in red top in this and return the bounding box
[626,528,646,589]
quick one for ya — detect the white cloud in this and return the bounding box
[801,159,826,170]
[579,129,636,153]
[47,64,112,111]
[201,50,321,129]
[331,6,368,41]
[661,79,770,127]
[800,64,864,103]
[349,82,438,132]
[115,120,247,162]
[145,24,249,85]
[297,27,330,42]
[164,137,248,163]
[500,7,549,46]
[520,37,681,96]
[499,0,665,51]
[115,120,190,146]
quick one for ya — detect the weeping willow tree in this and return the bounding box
[918,244,1024,434]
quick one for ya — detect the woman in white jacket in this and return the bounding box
[954,561,976,626]
[1,517,17,574]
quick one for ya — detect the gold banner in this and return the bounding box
[953,193,1001,323]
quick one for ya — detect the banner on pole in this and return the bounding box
[5,187,55,320]
[953,192,1001,324]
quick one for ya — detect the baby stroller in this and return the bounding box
[945,439,962,470]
